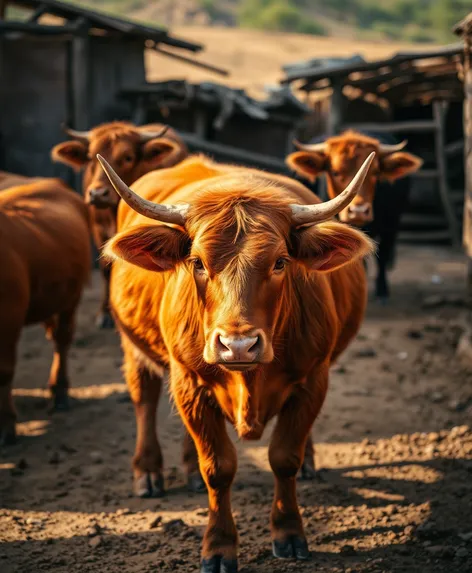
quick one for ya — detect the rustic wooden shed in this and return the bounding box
[281,46,466,246]
[0,0,204,185]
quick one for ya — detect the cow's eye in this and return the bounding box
[331,171,340,177]
[192,258,205,272]
[273,258,287,272]
[124,155,134,163]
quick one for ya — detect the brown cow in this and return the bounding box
[0,171,43,191]
[0,179,91,445]
[98,151,374,570]
[51,121,188,328]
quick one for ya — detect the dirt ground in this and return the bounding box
[1,245,471,573]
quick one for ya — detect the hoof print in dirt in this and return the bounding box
[134,473,165,498]
[201,555,238,573]
[96,312,114,330]
[272,536,311,560]
[188,472,207,493]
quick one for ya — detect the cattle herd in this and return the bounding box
[0,121,423,572]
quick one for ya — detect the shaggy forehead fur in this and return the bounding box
[184,179,295,270]
[327,130,379,159]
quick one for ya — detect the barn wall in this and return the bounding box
[87,36,146,126]
[0,37,73,184]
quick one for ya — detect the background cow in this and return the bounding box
[0,179,91,445]
[97,151,374,571]
[0,170,43,191]
[286,130,423,300]
[51,121,188,328]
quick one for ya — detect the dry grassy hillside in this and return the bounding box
[146,26,440,97]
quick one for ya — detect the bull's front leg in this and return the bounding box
[96,259,114,329]
[171,364,238,573]
[269,365,329,560]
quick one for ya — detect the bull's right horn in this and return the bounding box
[62,124,91,143]
[378,140,408,154]
[290,152,375,226]
[96,154,189,226]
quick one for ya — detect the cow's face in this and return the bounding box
[106,188,373,373]
[286,131,422,227]
[51,123,184,209]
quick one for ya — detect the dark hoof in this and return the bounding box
[96,312,114,329]
[300,460,317,481]
[201,555,238,573]
[1,425,17,446]
[49,393,70,413]
[134,472,165,498]
[188,472,207,494]
[273,536,311,560]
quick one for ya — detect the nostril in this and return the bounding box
[217,335,231,352]
[101,189,109,197]
[247,336,260,354]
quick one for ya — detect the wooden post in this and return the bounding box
[71,26,90,192]
[433,100,460,247]
[0,0,7,20]
[328,77,346,136]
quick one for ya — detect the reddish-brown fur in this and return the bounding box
[51,121,188,328]
[0,179,91,444]
[0,171,43,191]
[105,156,373,567]
[286,130,422,226]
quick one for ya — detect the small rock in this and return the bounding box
[89,536,102,548]
[459,532,472,542]
[26,518,43,526]
[340,545,357,556]
[430,274,443,285]
[353,347,377,358]
[116,508,132,516]
[89,451,103,464]
[426,545,454,559]
[422,295,445,309]
[455,547,469,559]
[448,399,469,412]
[397,351,408,361]
[163,519,187,533]
[430,392,445,404]
[86,525,101,537]
[149,515,162,529]
[407,329,423,340]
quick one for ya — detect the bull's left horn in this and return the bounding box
[293,139,327,153]
[138,125,169,143]
[62,124,91,143]
[96,154,188,226]
[290,151,376,226]
[378,140,407,154]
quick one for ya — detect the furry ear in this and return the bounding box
[51,141,89,171]
[291,221,375,273]
[380,152,423,181]
[141,138,182,170]
[286,151,327,182]
[105,224,190,272]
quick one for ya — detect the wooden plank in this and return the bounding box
[0,21,79,34]
[0,0,7,19]
[180,132,289,173]
[29,4,48,22]
[433,100,460,246]
[341,120,438,133]
[401,213,447,227]
[328,77,346,136]
[398,229,452,242]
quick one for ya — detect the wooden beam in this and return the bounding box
[328,77,346,136]
[445,139,465,156]
[153,45,229,77]
[29,4,48,22]
[433,100,460,246]
[0,0,7,20]
[341,120,438,133]
[0,21,79,34]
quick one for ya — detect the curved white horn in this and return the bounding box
[378,140,408,154]
[290,152,376,226]
[62,124,91,143]
[96,154,189,226]
[293,139,327,153]
[138,125,170,143]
